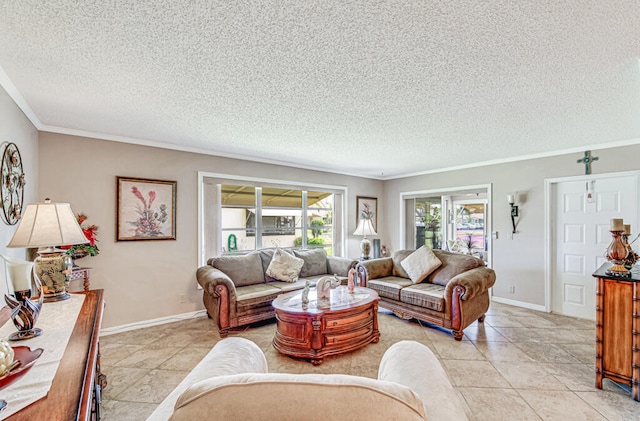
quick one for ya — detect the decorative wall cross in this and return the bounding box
[577,150,599,175]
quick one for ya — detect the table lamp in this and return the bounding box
[6,199,88,302]
[353,218,377,260]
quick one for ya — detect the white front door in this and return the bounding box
[551,174,638,320]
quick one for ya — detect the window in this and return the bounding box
[400,184,492,266]
[199,173,345,261]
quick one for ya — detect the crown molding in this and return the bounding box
[4,64,639,182]
[383,138,640,180]
[0,64,42,128]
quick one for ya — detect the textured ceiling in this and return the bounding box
[1,1,639,179]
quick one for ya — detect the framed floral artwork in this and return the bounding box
[116,176,177,241]
[356,196,377,231]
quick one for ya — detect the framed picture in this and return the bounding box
[116,176,177,241]
[356,196,377,231]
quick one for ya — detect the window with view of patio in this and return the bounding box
[198,174,345,261]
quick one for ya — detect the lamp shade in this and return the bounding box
[353,218,377,236]
[6,200,87,249]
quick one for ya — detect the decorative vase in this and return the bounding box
[606,230,628,274]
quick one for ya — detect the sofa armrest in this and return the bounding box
[149,338,267,421]
[327,256,358,277]
[355,257,393,286]
[196,266,238,300]
[378,341,469,421]
[196,266,239,326]
[444,267,496,301]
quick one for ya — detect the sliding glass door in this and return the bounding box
[452,199,487,261]
[402,185,492,267]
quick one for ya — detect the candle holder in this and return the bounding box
[606,230,629,274]
[1,255,44,341]
[4,287,44,341]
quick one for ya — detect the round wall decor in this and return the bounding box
[1,142,25,225]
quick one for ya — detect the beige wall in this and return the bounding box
[384,144,640,307]
[38,132,383,328]
[0,86,38,297]
[30,117,640,325]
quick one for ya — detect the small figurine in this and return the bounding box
[347,268,355,294]
[380,245,388,257]
[301,280,310,309]
[316,275,340,307]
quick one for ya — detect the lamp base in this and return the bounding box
[360,237,372,260]
[35,251,73,303]
[8,328,43,342]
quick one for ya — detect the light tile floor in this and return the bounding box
[100,302,640,420]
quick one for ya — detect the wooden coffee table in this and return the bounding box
[272,285,380,365]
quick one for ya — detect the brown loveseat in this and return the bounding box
[356,249,496,340]
[197,248,357,337]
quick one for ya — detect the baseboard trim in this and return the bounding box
[100,310,208,336]
[491,296,547,312]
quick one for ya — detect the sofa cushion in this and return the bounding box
[266,248,304,283]
[401,246,442,284]
[236,284,283,315]
[400,283,446,312]
[293,248,328,278]
[211,252,265,287]
[367,277,414,301]
[430,250,485,286]
[391,249,413,278]
[268,279,308,293]
[171,373,426,421]
[300,273,348,286]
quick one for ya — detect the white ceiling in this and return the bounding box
[1,1,639,179]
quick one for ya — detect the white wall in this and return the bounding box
[0,86,38,297]
[384,143,640,307]
[38,132,383,328]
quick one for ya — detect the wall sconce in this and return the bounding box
[507,193,518,234]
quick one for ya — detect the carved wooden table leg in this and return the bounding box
[595,277,604,389]
[633,282,640,401]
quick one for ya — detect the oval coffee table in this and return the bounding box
[272,285,380,365]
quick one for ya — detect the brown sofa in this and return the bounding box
[197,248,357,337]
[356,249,496,340]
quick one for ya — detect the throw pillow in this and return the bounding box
[448,238,471,255]
[266,248,304,283]
[400,246,442,284]
[293,248,328,278]
[211,252,264,287]
[392,250,413,278]
[430,250,484,286]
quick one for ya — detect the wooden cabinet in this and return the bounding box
[593,264,640,401]
[2,289,106,420]
[272,286,380,365]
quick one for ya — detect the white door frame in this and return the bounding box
[544,170,640,312]
[399,183,493,267]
